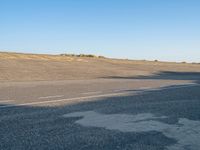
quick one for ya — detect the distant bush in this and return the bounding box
[77,54,97,58]
[154,60,158,62]
[181,61,187,64]
[60,54,76,57]
[98,56,106,58]
[60,53,105,58]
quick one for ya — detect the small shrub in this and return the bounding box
[98,56,106,58]
[60,53,103,58]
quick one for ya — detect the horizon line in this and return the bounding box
[0,50,199,64]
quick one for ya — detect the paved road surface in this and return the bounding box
[0,77,200,150]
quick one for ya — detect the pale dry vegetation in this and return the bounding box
[0,52,199,82]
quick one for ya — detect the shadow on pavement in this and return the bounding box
[0,72,200,149]
[104,71,200,83]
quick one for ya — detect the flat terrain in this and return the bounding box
[0,52,200,150]
[0,52,200,81]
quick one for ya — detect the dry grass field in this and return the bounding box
[0,52,200,82]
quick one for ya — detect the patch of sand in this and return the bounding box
[64,111,200,150]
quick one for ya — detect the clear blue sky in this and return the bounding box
[0,0,200,62]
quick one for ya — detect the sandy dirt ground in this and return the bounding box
[0,52,200,82]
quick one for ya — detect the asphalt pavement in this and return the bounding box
[0,76,200,150]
